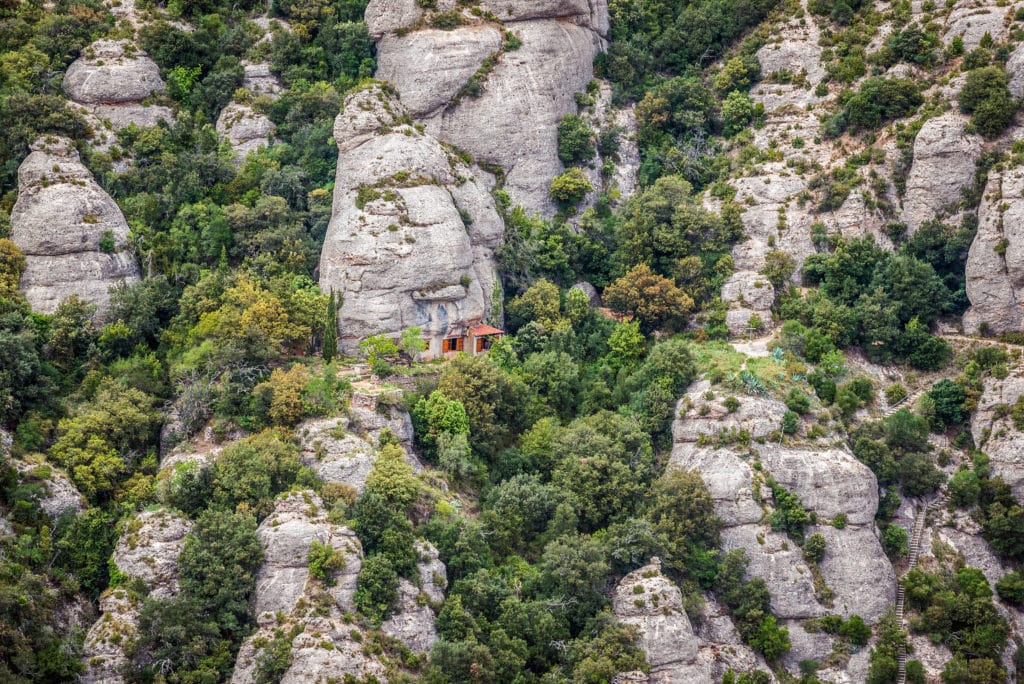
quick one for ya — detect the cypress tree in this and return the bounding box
[323,290,338,363]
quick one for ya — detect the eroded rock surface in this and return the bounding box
[612,558,709,683]
[232,492,393,683]
[319,83,502,351]
[902,113,983,233]
[971,370,1024,499]
[10,137,140,314]
[216,101,277,163]
[252,491,362,621]
[64,39,173,136]
[964,167,1024,334]
[367,0,607,215]
[670,381,895,631]
[13,458,86,519]
[381,540,447,653]
[81,509,192,683]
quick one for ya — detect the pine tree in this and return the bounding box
[323,290,338,363]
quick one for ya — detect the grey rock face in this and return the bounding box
[612,559,710,683]
[232,492,394,683]
[81,509,192,683]
[964,168,1024,334]
[64,39,165,104]
[216,102,277,162]
[670,382,896,630]
[943,0,1010,50]
[10,137,140,314]
[319,84,502,351]
[902,113,982,233]
[251,491,363,621]
[1008,43,1024,98]
[13,458,86,519]
[366,0,607,216]
[381,540,447,652]
[722,271,776,336]
[111,509,193,599]
[971,371,1024,499]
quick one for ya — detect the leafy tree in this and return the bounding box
[438,354,528,460]
[604,263,694,333]
[996,571,1024,606]
[412,390,470,461]
[959,66,1017,137]
[549,167,593,209]
[647,469,722,574]
[537,533,610,629]
[355,553,399,624]
[133,511,262,682]
[722,89,755,136]
[207,430,304,519]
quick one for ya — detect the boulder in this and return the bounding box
[9,136,140,314]
[964,168,1024,334]
[64,39,165,104]
[215,101,277,162]
[721,271,776,312]
[319,83,502,352]
[902,113,982,233]
[612,558,711,683]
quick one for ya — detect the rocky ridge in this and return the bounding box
[669,379,895,679]
[9,136,140,314]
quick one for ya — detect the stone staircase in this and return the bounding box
[896,496,945,684]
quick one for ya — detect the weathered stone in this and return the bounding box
[111,509,193,599]
[64,39,165,104]
[10,136,140,314]
[319,84,502,353]
[964,168,1024,334]
[943,1,1010,50]
[902,113,982,233]
[82,509,191,682]
[215,101,277,162]
[14,458,86,519]
[252,491,363,622]
[1008,43,1024,98]
[375,27,503,117]
[970,371,1024,499]
[721,271,776,312]
[381,578,440,653]
[612,559,710,683]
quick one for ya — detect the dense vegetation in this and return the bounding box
[5,0,1024,679]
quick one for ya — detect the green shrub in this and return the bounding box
[557,114,595,165]
[549,168,593,209]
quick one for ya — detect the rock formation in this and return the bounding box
[318,82,503,353]
[64,39,174,150]
[612,558,709,683]
[971,369,1024,499]
[669,380,896,676]
[902,113,983,233]
[381,540,447,653]
[215,101,278,163]
[231,491,389,683]
[964,167,1024,334]
[13,458,87,519]
[80,509,192,683]
[366,0,608,216]
[10,136,140,314]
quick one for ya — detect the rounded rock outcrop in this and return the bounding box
[9,137,140,314]
[319,83,503,353]
[64,39,165,104]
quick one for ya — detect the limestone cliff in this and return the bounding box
[366,0,607,216]
[10,136,140,314]
[318,83,503,353]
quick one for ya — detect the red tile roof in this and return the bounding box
[468,324,504,336]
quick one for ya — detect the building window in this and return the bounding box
[442,337,464,353]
